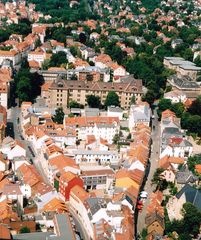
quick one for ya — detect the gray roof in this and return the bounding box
[176,184,201,210]
[164,57,184,61]
[53,213,76,240]
[130,104,151,123]
[85,197,108,219]
[163,127,181,134]
[176,166,198,184]
[84,108,100,117]
[108,106,123,113]
[13,232,53,240]
[168,75,199,89]
[180,64,201,71]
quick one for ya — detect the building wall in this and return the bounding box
[69,192,94,239]
[0,54,21,66]
[0,92,8,109]
[181,68,198,80]
[59,177,83,201]
[74,152,119,165]
[48,87,142,109]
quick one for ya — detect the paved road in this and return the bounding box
[7,106,49,183]
[137,108,160,235]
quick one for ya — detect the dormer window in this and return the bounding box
[57,82,64,88]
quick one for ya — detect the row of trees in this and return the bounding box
[69,92,121,109]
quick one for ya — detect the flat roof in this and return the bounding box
[179,64,201,71]
[54,213,76,240]
[164,57,184,60]
[13,232,53,240]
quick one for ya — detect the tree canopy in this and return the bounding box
[165,202,201,239]
[86,95,101,108]
[69,100,84,109]
[157,98,185,118]
[104,91,120,108]
[14,65,44,104]
[20,227,31,233]
[52,107,65,124]
[49,51,68,67]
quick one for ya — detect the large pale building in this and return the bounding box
[43,77,143,109]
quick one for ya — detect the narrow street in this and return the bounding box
[69,206,90,240]
[7,106,49,183]
[137,108,160,235]
[7,106,88,239]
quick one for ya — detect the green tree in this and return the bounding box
[171,102,185,118]
[113,133,120,144]
[71,73,77,80]
[79,32,87,44]
[152,168,164,185]
[157,98,172,117]
[187,155,201,173]
[42,59,50,70]
[16,76,32,103]
[69,100,81,108]
[52,107,65,124]
[182,202,201,237]
[35,38,42,48]
[130,95,136,105]
[49,52,68,67]
[86,95,101,108]
[20,226,30,233]
[189,95,201,116]
[194,56,201,67]
[104,91,120,108]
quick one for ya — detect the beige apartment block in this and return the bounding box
[44,77,143,109]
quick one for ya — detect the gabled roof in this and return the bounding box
[176,165,198,184]
[42,198,67,213]
[158,155,184,169]
[49,155,79,171]
[176,184,201,210]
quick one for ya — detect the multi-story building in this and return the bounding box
[80,165,114,191]
[73,149,119,166]
[58,171,83,201]
[0,50,21,66]
[44,77,143,109]
[129,102,151,131]
[64,116,120,144]
[164,57,201,81]
[28,51,51,67]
